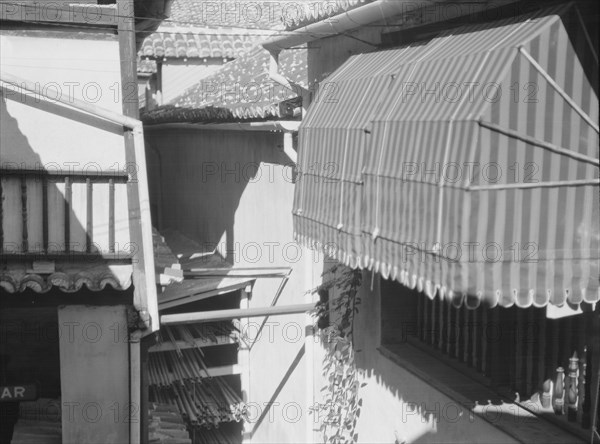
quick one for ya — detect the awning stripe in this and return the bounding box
[478,121,600,166]
[293,6,599,308]
[520,47,599,133]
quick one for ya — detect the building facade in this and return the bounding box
[0,1,169,442]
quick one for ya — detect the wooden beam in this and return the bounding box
[161,302,317,325]
[148,335,235,353]
[0,168,127,181]
[158,282,253,310]
[183,267,291,276]
[118,0,157,331]
[0,73,139,129]
[205,364,241,377]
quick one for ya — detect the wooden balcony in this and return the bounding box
[0,70,157,331]
[1,167,132,257]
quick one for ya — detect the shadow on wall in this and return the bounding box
[145,129,295,264]
[317,264,520,444]
[0,91,131,284]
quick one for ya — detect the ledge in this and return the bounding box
[378,343,584,444]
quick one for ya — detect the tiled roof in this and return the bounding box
[138,58,157,74]
[0,261,133,293]
[283,0,373,29]
[0,229,181,294]
[139,0,286,60]
[140,27,267,60]
[141,45,307,123]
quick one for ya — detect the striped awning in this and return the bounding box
[293,5,599,308]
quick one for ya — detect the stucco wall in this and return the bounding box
[1,30,132,253]
[327,270,516,444]
[58,305,131,444]
[0,31,127,171]
[146,127,323,443]
[160,59,224,104]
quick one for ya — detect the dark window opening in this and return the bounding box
[380,278,599,433]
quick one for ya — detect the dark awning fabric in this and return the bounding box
[293,5,599,308]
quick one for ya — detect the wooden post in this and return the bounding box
[430,296,437,347]
[42,176,48,253]
[20,175,28,252]
[514,308,523,394]
[471,307,479,370]
[417,289,423,341]
[446,299,453,356]
[140,337,153,444]
[454,303,461,360]
[116,0,159,330]
[438,297,445,351]
[64,176,71,251]
[86,178,93,252]
[239,286,252,444]
[108,179,115,252]
[481,306,488,375]
[117,2,147,443]
[119,0,148,314]
[537,310,547,392]
[462,305,469,364]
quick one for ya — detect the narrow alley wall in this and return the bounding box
[145,127,323,443]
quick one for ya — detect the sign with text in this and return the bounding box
[0,384,38,402]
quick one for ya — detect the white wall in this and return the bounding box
[146,127,324,443]
[161,59,224,104]
[328,271,517,444]
[0,31,131,253]
[0,32,127,171]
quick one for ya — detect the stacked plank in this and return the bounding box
[149,377,247,428]
[191,425,242,444]
[160,323,237,347]
[148,403,192,444]
[149,348,210,385]
[148,323,238,386]
[10,420,61,444]
[11,398,61,444]
[149,322,246,437]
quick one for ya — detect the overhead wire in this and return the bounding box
[0,0,409,36]
[0,0,301,32]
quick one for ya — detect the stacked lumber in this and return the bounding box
[191,424,242,444]
[10,420,61,444]
[149,403,192,444]
[159,324,238,348]
[148,320,246,438]
[11,398,61,444]
[149,348,211,385]
[149,377,247,428]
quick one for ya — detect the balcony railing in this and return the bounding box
[1,71,158,332]
[1,167,131,257]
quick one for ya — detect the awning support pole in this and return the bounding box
[519,46,599,134]
[161,302,317,325]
